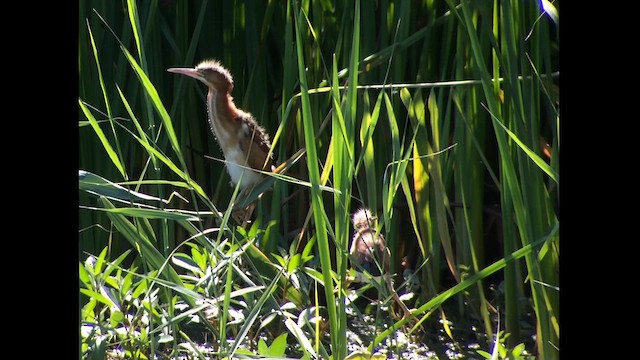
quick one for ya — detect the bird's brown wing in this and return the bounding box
[238,113,274,171]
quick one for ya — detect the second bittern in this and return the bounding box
[349,208,414,319]
[168,60,274,222]
[350,208,390,276]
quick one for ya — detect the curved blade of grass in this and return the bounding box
[81,206,200,222]
[79,100,126,178]
[84,20,112,122]
[284,315,317,359]
[120,45,183,163]
[115,84,154,167]
[79,170,168,204]
[126,0,146,70]
[381,91,401,223]
[126,0,160,156]
[482,103,558,183]
[382,91,418,228]
[121,121,210,204]
[400,175,424,255]
[84,20,127,180]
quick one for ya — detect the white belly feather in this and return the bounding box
[223,144,263,188]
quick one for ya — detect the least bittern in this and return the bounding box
[349,208,413,319]
[350,208,390,276]
[168,60,274,224]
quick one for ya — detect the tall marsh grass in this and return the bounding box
[79,1,559,358]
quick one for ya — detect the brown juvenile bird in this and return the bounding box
[350,208,390,276]
[168,60,274,223]
[349,208,413,319]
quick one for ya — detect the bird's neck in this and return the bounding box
[207,90,240,145]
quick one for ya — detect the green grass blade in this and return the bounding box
[115,84,152,157]
[81,206,199,222]
[79,100,127,178]
[381,92,401,222]
[293,0,339,356]
[112,119,210,206]
[426,90,458,281]
[357,90,382,212]
[79,170,168,204]
[120,45,183,163]
[126,0,146,70]
[483,103,558,183]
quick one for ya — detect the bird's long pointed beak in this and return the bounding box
[167,67,201,79]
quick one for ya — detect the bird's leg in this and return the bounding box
[378,246,414,322]
[230,184,255,227]
[231,180,265,227]
[384,274,414,321]
[232,202,256,228]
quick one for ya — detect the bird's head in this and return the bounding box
[351,208,377,231]
[168,59,234,93]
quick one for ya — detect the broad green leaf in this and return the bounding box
[284,316,316,359]
[257,338,269,355]
[79,263,92,288]
[287,253,301,274]
[172,253,204,276]
[109,310,124,327]
[80,289,115,308]
[268,333,288,356]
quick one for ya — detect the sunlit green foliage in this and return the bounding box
[80,1,559,358]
